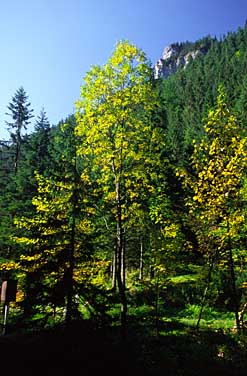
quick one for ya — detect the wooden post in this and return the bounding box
[2,304,9,335]
[1,279,17,335]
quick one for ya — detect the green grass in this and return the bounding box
[2,297,247,376]
[168,274,199,284]
[177,304,235,330]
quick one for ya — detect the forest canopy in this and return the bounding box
[1,24,247,360]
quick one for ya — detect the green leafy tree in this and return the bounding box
[180,87,247,329]
[76,40,162,336]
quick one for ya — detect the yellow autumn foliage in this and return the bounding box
[179,87,247,260]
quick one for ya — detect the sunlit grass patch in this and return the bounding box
[168,274,199,284]
[178,304,235,330]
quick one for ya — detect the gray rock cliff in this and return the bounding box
[154,41,209,79]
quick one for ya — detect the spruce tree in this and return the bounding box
[30,108,51,175]
[5,87,34,172]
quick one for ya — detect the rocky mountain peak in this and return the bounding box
[162,44,180,60]
[154,39,211,79]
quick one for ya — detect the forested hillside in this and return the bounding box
[1,22,247,376]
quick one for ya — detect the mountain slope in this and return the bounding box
[154,37,213,79]
[156,22,247,162]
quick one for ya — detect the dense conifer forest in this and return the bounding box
[1,22,247,375]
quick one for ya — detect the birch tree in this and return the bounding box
[75,40,161,337]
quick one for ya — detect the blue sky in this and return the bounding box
[0,0,246,139]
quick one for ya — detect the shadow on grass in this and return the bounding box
[1,315,247,376]
[0,320,147,376]
[127,315,247,376]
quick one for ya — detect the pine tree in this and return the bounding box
[29,107,51,175]
[13,166,94,321]
[5,87,34,172]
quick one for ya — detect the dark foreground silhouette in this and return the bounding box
[1,320,247,376]
[0,321,146,376]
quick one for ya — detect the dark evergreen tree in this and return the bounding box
[5,87,34,172]
[28,107,51,175]
[12,109,52,218]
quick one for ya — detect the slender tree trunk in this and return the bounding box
[229,247,240,330]
[155,271,160,337]
[196,253,215,330]
[121,230,126,288]
[115,179,127,339]
[227,220,240,330]
[65,206,75,325]
[111,153,127,338]
[139,236,144,280]
[14,129,21,173]
[111,242,117,290]
[238,302,247,327]
[65,156,77,325]
[149,233,155,279]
